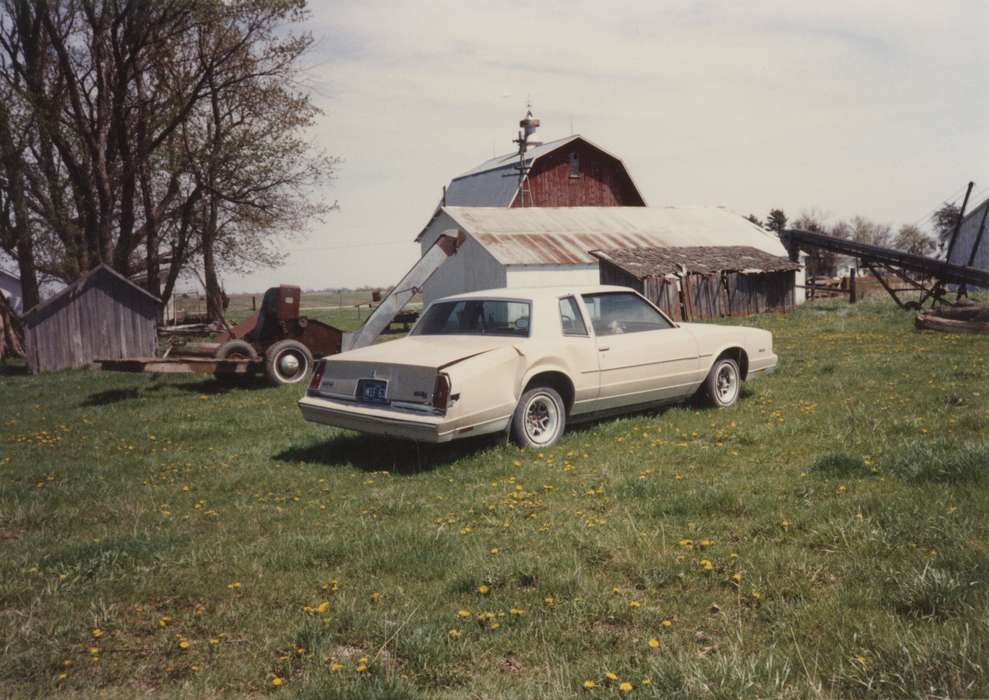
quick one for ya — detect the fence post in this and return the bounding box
[849,268,857,304]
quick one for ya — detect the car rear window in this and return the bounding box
[414,299,531,337]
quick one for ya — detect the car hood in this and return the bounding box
[329,335,522,369]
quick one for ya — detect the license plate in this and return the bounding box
[357,379,388,404]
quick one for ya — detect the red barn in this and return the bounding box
[441,134,646,209]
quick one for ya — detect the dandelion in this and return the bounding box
[731,573,743,585]
[583,679,596,689]
[661,619,673,628]
[478,585,490,595]
[227,581,241,590]
[629,600,641,609]
[605,671,618,682]
[91,628,103,639]
[489,622,500,631]
[158,616,171,627]
[510,607,525,615]
[448,628,460,639]
[88,646,100,656]
[544,596,555,607]
[647,638,660,649]
[356,663,368,673]
[781,519,790,532]
[490,548,500,556]
[699,559,714,571]
[178,639,190,650]
[329,662,343,672]
[457,609,471,619]
[619,681,633,692]
[209,638,220,646]
[317,601,330,615]
[271,675,284,687]
[370,591,381,603]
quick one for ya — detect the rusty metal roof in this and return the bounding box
[441,206,789,266]
[591,246,801,278]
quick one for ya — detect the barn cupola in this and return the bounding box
[517,108,542,152]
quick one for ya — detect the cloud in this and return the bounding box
[227,0,989,292]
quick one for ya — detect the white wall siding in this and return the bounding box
[0,272,22,313]
[505,265,600,289]
[419,213,506,304]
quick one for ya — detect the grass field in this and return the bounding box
[2,298,988,698]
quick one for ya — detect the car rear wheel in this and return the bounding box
[264,340,313,386]
[511,385,566,449]
[702,357,741,407]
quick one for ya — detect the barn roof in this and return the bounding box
[591,246,800,278]
[440,206,789,266]
[442,134,644,208]
[21,264,161,321]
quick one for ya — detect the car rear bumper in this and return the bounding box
[298,396,512,443]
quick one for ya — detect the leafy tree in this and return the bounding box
[0,0,335,318]
[932,203,961,253]
[765,209,788,234]
[849,216,893,248]
[893,224,935,256]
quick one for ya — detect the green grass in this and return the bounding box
[2,297,989,698]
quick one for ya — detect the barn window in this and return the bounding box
[568,152,580,178]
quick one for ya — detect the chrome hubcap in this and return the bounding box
[716,364,738,403]
[524,394,559,444]
[278,353,302,377]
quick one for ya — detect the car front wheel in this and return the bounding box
[702,357,741,407]
[511,385,566,449]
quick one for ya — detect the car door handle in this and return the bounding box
[598,346,610,352]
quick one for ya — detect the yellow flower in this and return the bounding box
[178,639,189,650]
[209,638,220,646]
[544,596,555,607]
[317,601,330,615]
[699,559,714,571]
[329,662,343,672]
[91,628,103,639]
[370,591,381,603]
[647,638,660,649]
[448,628,460,639]
[356,663,368,673]
[605,671,618,682]
[489,622,500,631]
[619,681,633,692]
[457,609,471,619]
[227,581,241,590]
[781,519,790,532]
[88,646,100,655]
[271,675,284,687]
[629,600,641,609]
[489,548,500,556]
[661,619,673,627]
[731,573,742,585]
[510,607,525,615]
[583,679,596,689]
[478,585,490,595]
[158,616,170,627]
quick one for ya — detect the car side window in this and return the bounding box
[581,292,674,336]
[558,296,588,336]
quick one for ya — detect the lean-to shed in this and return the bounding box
[21,264,161,373]
[591,246,800,321]
[946,195,989,279]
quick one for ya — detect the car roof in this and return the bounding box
[433,285,634,303]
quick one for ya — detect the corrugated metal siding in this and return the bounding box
[446,206,789,264]
[22,266,160,373]
[947,197,989,273]
[591,246,800,277]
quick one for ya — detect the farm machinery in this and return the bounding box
[98,285,343,386]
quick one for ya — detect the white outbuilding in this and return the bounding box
[0,268,22,313]
[416,205,801,305]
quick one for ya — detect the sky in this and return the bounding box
[226,0,989,293]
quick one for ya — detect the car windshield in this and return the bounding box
[414,299,531,337]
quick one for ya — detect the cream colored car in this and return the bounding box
[298,285,777,448]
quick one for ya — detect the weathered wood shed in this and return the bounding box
[592,246,800,321]
[21,264,160,373]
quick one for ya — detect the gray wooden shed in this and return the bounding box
[21,264,160,373]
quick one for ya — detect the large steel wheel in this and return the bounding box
[510,385,566,448]
[264,340,313,386]
[702,357,741,407]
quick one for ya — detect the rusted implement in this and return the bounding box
[915,305,989,334]
[99,285,344,385]
[782,229,989,309]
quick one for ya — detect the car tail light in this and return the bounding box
[432,373,451,410]
[308,359,326,393]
